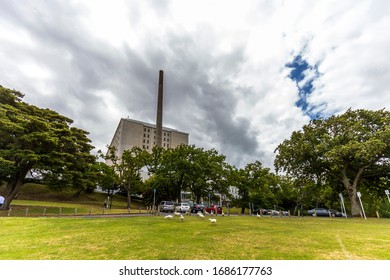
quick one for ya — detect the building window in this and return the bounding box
[147,140,149,144]
[147,134,149,138]
[143,139,145,143]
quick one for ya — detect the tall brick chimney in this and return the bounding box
[155,70,163,148]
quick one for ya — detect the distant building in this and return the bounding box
[107,118,189,160]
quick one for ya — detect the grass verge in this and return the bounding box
[0,215,389,260]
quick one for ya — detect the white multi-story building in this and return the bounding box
[108,118,189,159]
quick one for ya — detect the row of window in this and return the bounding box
[143,127,170,137]
[143,138,170,143]
[143,134,170,142]
[142,143,170,150]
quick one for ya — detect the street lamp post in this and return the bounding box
[357,192,366,220]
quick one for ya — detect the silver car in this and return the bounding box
[175,202,190,213]
[308,208,344,217]
[159,201,175,212]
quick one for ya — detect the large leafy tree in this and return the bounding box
[232,161,277,213]
[145,144,231,204]
[104,146,149,208]
[158,145,192,202]
[274,108,390,216]
[93,161,119,194]
[0,86,96,210]
[183,146,231,204]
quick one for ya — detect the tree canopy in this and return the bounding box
[231,161,278,213]
[0,86,96,209]
[103,146,149,208]
[143,144,231,204]
[274,108,390,216]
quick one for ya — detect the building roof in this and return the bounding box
[120,118,189,134]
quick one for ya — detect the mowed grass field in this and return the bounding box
[0,215,389,260]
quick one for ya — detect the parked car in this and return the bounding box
[204,204,223,214]
[266,209,289,216]
[159,201,175,212]
[175,202,190,213]
[329,209,346,217]
[252,208,269,215]
[252,208,289,216]
[191,203,205,213]
[308,208,344,217]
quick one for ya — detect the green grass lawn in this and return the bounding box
[0,215,389,260]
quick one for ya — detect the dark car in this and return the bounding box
[329,209,346,217]
[191,203,205,213]
[308,208,345,217]
[204,204,223,214]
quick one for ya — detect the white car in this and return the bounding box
[175,203,190,213]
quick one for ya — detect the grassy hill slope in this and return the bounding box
[0,183,145,216]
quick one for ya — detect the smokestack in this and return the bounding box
[156,70,163,148]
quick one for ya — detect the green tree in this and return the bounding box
[141,146,166,204]
[232,161,277,213]
[231,167,251,213]
[274,109,390,216]
[93,161,119,194]
[184,146,230,204]
[104,146,149,208]
[145,144,231,204]
[0,86,96,210]
[158,145,190,202]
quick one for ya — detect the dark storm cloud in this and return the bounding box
[0,1,158,120]
[0,1,260,167]
[149,33,260,166]
[197,80,259,155]
[3,0,388,170]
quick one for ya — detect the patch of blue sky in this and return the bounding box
[285,55,321,119]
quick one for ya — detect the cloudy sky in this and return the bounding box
[1,0,389,169]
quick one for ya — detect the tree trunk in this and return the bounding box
[125,182,131,209]
[344,182,361,217]
[1,180,23,210]
[195,194,202,204]
[1,167,29,210]
[341,166,365,217]
[73,190,82,198]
